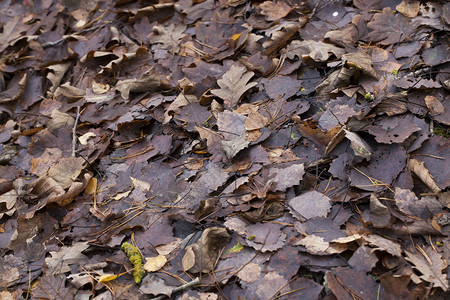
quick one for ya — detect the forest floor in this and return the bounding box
[0,0,449,299]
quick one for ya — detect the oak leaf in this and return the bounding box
[211,65,257,109]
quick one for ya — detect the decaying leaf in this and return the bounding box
[289,190,332,220]
[221,132,250,160]
[344,129,373,159]
[149,23,187,53]
[45,242,89,275]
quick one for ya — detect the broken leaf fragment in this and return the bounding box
[344,129,373,159]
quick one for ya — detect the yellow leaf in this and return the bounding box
[98,274,118,283]
[225,242,243,254]
[144,255,167,272]
[231,33,242,41]
[84,177,97,195]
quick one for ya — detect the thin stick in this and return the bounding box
[72,106,81,157]
[151,277,201,300]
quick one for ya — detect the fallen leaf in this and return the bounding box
[45,242,89,275]
[263,23,298,55]
[396,0,420,18]
[286,40,345,62]
[409,158,441,194]
[98,274,118,283]
[237,262,261,283]
[182,227,230,273]
[425,95,445,115]
[259,1,293,21]
[405,246,449,291]
[289,190,332,220]
[211,64,257,109]
[144,255,167,272]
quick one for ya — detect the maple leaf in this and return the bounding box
[211,64,257,109]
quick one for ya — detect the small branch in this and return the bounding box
[151,277,201,300]
[72,106,81,157]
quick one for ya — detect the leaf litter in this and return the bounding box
[0,0,449,299]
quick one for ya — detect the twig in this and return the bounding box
[72,106,81,157]
[151,277,201,300]
[41,24,108,48]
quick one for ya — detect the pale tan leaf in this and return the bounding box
[237,263,261,283]
[144,255,167,272]
[409,158,441,194]
[344,129,373,159]
[54,82,85,99]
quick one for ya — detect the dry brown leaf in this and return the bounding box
[0,189,17,218]
[221,133,249,160]
[182,227,230,273]
[211,65,257,109]
[286,40,345,62]
[315,66,355,95]
[149,23,186,54]
[269,163,304,192]
[405,246,449,291]
[263,23,298,55]
[369,194,391,228]
[244,111,268,131]
[0,72,27,103]
[259,1,293,21]
[342,51,378,79]
[237,263,261,283]
[425,95,445,115]
[396,0,420,18]
[293,235,343,254]
[409,158,441,194]
[116,72,169,100]
[344,129,373,159]
[196,126,227,163]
